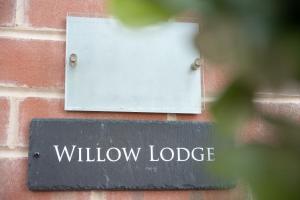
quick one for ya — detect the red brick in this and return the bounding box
[25,0,106,29]
[189,191,203,200]
[203,63,230,97]
[0,158,52,200]
[202,189,245,200]
[240,102,300,144]
[51,192,91,200]
[143,191,190,200]
[0,0,16,26]
[0,38,65,88]
[176,109,212,121]
[202,190,244,200]
[0,97,9,146]
[257,102,300,122]
[106,191,143,200]
[176,101,212,121]
[0,158,91,200]
[18,97,166,146]
[240,117,275,144]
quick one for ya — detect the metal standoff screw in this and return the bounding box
[69,53,78,67]
[33,152,40,159]
[191,58,201,70]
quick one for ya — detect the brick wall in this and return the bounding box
[1,0,299,200]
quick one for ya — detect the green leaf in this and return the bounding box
[238,144,300,200]
[211,78,255,135]
[109,0,175,27]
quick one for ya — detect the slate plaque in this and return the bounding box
[28,119,233,190]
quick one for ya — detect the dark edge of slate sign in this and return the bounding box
[28,118,236,191]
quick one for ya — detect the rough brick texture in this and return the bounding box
[0,0,16,26]
[177,109,212,121]
[0,38,65,88]
[0,97,9,146]
[202,187,247,200]
[258,102,300,122]
[19,97,166,146]
[204,63,230,97]
[0,158,51,200]
[25,0,106,29]
[106,191,144,200]
[241,102,300,144]
[143,191,190,200]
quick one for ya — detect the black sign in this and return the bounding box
[28,119,233,190]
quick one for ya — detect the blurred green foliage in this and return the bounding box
[110,0,300,199]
